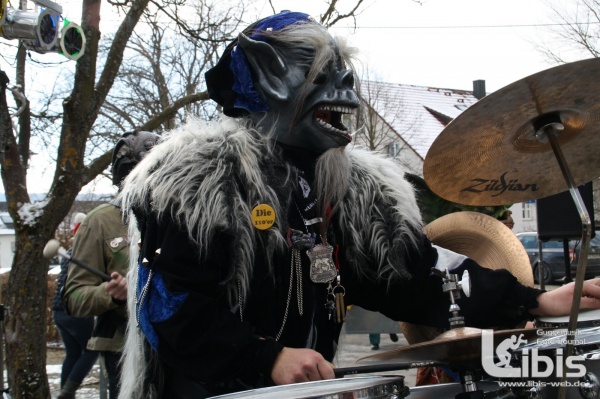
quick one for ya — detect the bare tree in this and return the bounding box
[536,0,600,219]
[352,71,421,174]
[537,0,600,63]
[0,0,369,396]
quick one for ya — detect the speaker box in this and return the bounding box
[537,182,595,241]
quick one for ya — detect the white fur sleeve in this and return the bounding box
[432,245,468,273]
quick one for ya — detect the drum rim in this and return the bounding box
[209,375,406,398]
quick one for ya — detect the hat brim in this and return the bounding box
[424,211,533,287]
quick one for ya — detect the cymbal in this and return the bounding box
[358,327,539,365]
[424,58,600,206]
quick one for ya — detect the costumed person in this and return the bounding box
[52,213,99,399]
[118,11,600,399]
[498,210,515,230]
[63,130,159,399]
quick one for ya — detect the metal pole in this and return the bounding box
[0,305,4,394]
[563,238,572,284]
[537,240,545,291]
[544,127,592,399]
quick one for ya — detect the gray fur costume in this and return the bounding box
[122,117,424,297]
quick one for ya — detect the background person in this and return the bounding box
[498,210,515,230]
[52,213,99,399]
[63,130,159,399]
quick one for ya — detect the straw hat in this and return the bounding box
[400,211,533,344]
[424,211,532,286]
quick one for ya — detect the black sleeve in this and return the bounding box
[137,212,284,384]
[344,239,543,330]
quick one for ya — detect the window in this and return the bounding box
[522,202,534,220]
[520,235,537,249]
[387,142,402,157]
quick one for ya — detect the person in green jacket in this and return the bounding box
[63,130,159,399]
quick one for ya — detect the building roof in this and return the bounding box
[360,81,480,160]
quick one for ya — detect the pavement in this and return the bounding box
[333,327,418,386]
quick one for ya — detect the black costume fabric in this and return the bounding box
[121,119,542,398]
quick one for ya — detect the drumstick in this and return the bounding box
[334,361,442,377]
[44,239,111,281]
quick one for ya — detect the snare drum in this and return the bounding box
[536,308,600,329]
[209,376,408,399]
[407,381,514,398]
[512,327,600,399]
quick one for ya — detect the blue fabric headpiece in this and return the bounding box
[205,11,312,117]
[230,11,311,114]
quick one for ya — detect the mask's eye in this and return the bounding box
[144,139,156,151]
[313,72,327,85]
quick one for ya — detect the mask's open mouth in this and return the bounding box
[314,105,355,139]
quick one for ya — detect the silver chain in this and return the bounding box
[135,268,154,327]
[238,279,244,321]
[238,199,309,340]
[295,249,304,316]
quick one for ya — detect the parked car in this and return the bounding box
[516,231,600,284]
[569,235,600,279]
[517,232,571,284]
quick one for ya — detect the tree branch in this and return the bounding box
[141,91,210,131]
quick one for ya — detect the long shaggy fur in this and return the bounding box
[336,147,424,282]
[118,118,423,398]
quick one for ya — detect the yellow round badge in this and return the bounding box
[251,204,276,230]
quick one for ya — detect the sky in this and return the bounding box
[0,0,591,195]
[271,0,572,92]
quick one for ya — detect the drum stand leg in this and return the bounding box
[538,119,593,399]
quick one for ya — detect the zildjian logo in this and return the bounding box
[461,172,539,197]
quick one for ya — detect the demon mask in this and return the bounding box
[206,11,360,154]
[111,130,160,186]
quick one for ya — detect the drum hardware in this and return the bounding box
[532,118,592,399]
[407,381,516,399]
[334,361,442,378]
[579,372,600,399]
[361,329,541,399]
[359,328,539,365]
[423,58,600,399]
[454,370,485,399]
[536,310,600,331]
[511,326,600,399]
[431,268,471,329]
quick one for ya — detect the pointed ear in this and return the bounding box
[238,33,290,103]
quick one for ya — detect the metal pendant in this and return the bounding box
[307,244,337,283]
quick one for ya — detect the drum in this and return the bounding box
[407,381,515,398]
[535,308,600,330]
[209,376,408,399]
[511,326,600,399]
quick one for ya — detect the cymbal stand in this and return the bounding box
[432,268,484,398]
[536,117,592,399]
[455,370,484,399]
[432,268,470,329]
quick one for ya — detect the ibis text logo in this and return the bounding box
[481,330,586,379]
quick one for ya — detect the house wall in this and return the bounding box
[0,230,15,269]
[351,116,423,176]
